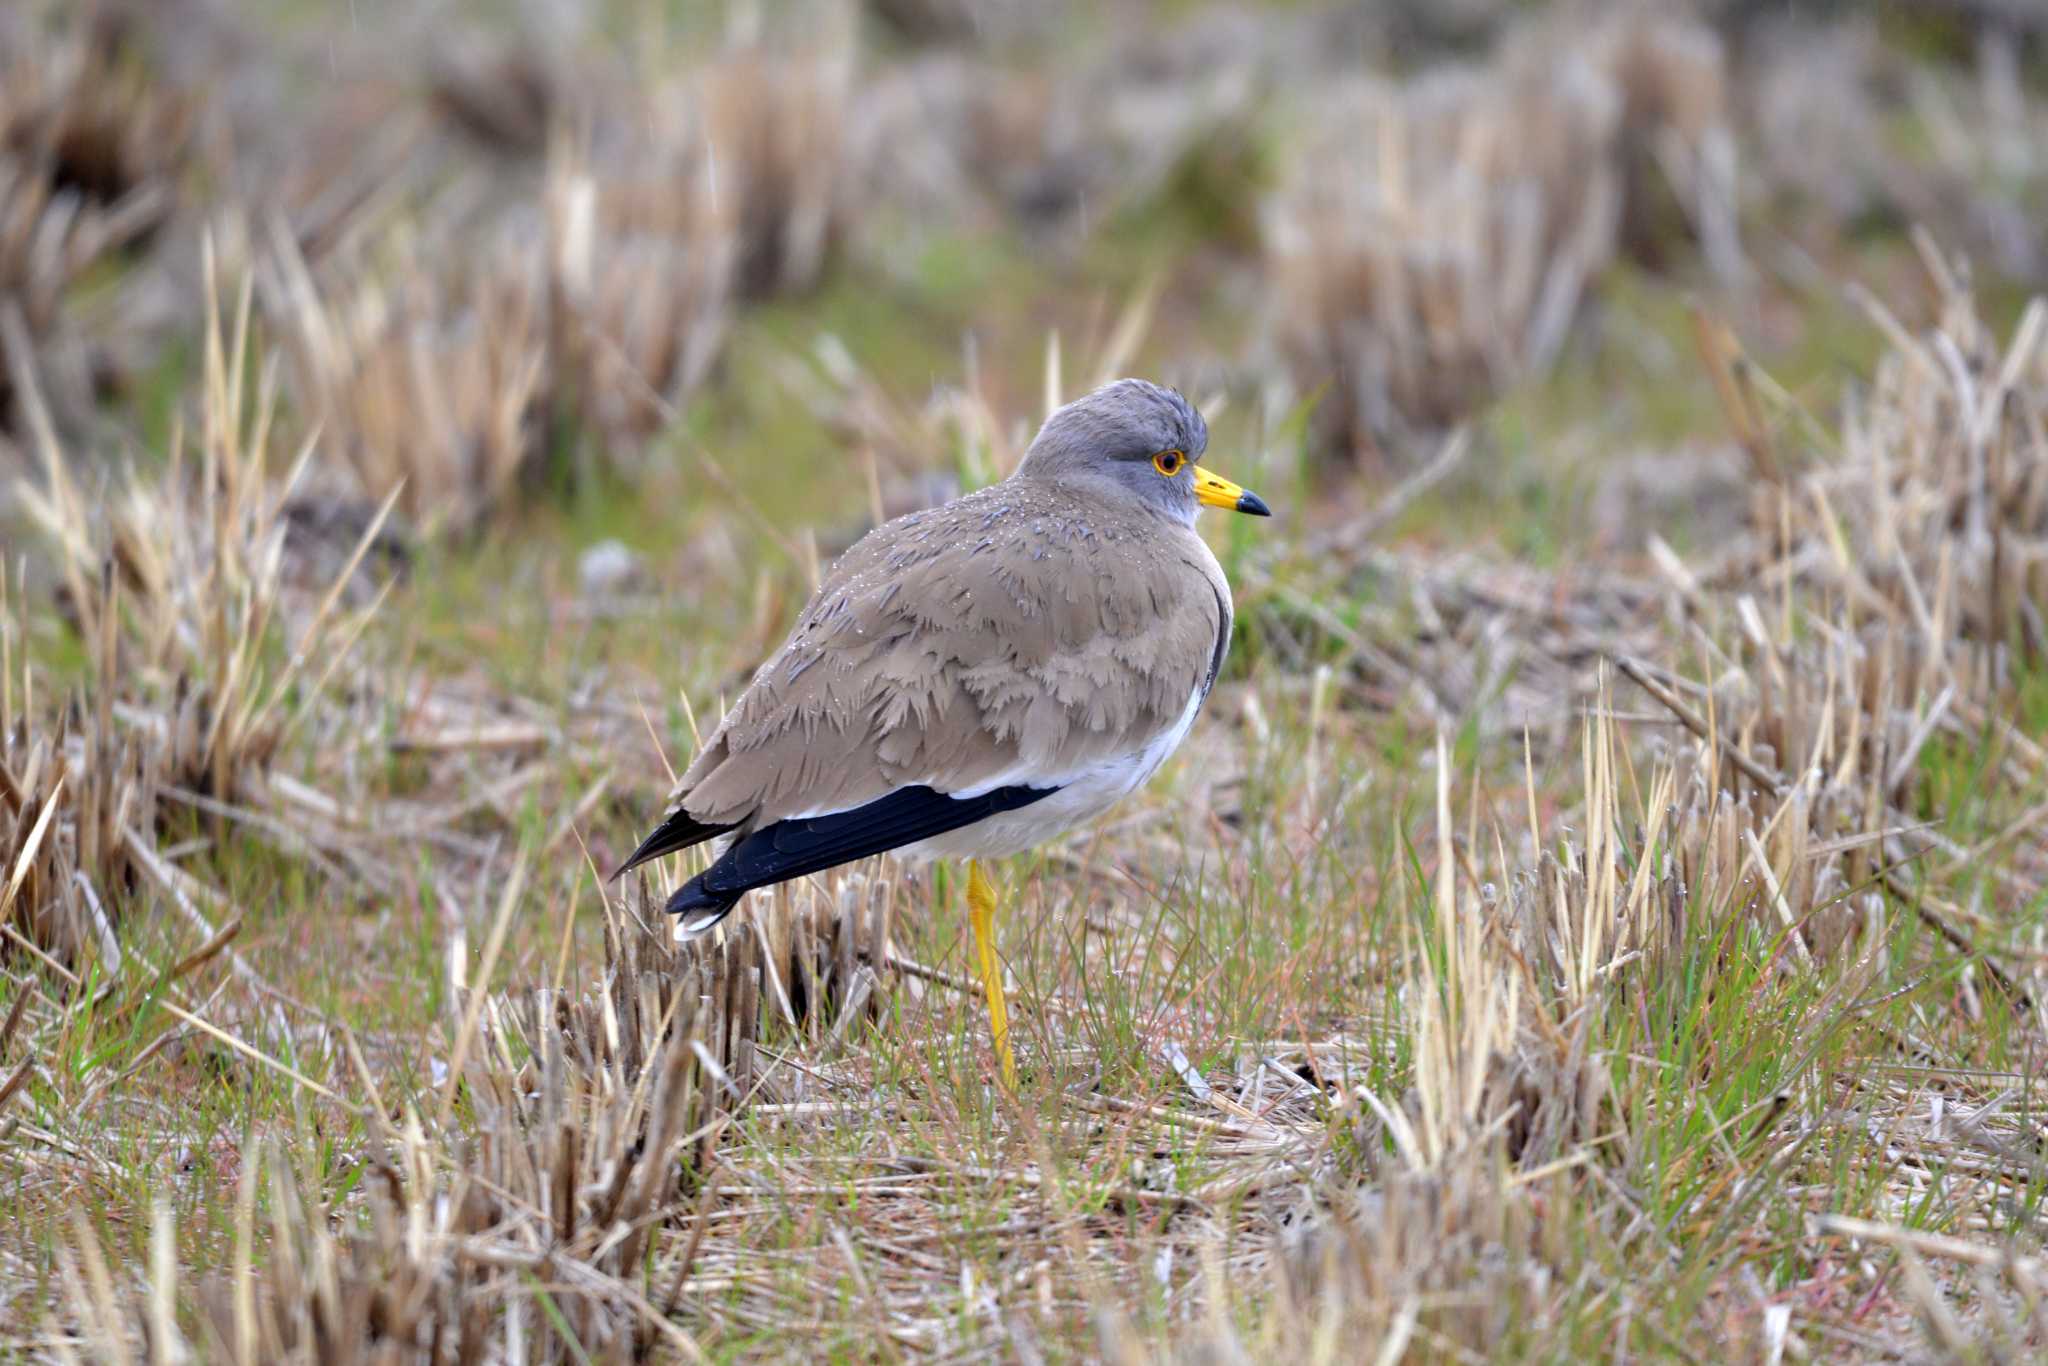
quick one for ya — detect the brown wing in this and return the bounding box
[668,480,1226,832]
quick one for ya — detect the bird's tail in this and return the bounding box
[664,874,742,939]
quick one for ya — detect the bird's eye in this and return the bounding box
[1153,450,1186,477]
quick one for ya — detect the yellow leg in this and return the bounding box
[965,859,1016,1088]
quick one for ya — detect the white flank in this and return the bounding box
[906,683,1206,861]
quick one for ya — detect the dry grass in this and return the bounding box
[853,7,1267,258]
[546,109,736,459]
[6,3,2048,1362]
[0,5,193,439]
[1,561,158,971]
[259,35,862,530]
[1264,8,1736,466]
[1163,234,2048,1361]
[1743,12,2048,281]
[265,222,548,534]
[697,49,856,303]
[9,250,394,958]
[52,879,781,1362]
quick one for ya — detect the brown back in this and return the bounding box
[672,477,1230,829]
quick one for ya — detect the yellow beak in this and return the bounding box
[1193,465,1272,516]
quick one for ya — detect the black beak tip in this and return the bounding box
[1236,491,1272,517]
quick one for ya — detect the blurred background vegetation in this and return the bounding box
[3,0,2042,564]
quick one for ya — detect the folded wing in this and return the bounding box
[620,482,1229,903]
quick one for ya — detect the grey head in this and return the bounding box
[1012,379,1215,525]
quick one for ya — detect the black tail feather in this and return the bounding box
[664,875,744,938]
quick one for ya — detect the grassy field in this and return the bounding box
[4,0,2048,1360]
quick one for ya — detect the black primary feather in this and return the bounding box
[661,782,1058,932]
[612,805,736,880]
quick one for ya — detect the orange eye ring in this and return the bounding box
[1153,449,1187,477]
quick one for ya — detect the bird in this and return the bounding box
[617,378,1270,1086]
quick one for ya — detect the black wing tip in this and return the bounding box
[632,782,1059,915]
[612,805,735,882]
[695,782,1059,902]
[608,847,654,883]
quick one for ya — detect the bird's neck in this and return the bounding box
[1007,471,1196,530]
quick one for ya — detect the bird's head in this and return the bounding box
[1013,378,1271,526]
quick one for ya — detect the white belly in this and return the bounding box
[902,685,1206,861]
